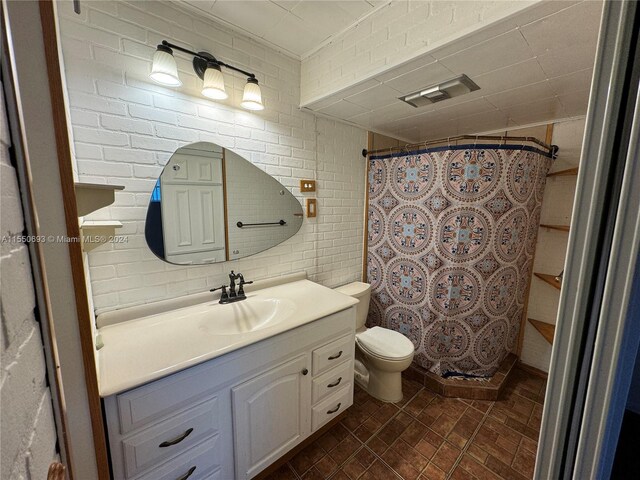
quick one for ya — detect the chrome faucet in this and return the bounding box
[210,271,253,304]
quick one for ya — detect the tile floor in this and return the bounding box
[266,367,546,480]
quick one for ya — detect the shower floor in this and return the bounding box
[264,367,546,480]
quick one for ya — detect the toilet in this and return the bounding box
[335,282,415,403]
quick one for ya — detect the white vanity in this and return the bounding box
[96,275,358,480]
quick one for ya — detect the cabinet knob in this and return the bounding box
[301,368,309,376]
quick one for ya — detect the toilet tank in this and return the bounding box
[335,282,371,330]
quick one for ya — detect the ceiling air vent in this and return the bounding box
[400,74,480,108]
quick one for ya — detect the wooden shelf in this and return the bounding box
[534,272,562,290]
[540,224,570,232]
[79,220,123,252]
[528,318,555,344]
[547,167,579,177]
[75,182,124,216]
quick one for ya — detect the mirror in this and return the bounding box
[145,142,304,265]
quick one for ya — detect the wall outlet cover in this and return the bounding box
[306,198,317,218]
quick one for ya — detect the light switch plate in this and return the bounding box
[306,198,317,218]
[300,180,316,192]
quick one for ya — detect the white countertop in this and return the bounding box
[96,279,358,397]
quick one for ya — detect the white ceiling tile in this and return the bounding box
[557,90,590,116]
[262,13,326,56]
[344,83,403,110]
[381,61,456,95]
[536,42,597,78]
[500,97,566,125]
[373,54,439,83]
[472,58,548,96]
[335,1,375,18]
[183,0,216,12]
[484,81,556,110]
[436,98,498,121]
[548,68,593,96]
[370,101,421,118]
[208,1,287,37]
[318,99,370,118]
[520,1,603,56]
[271,1,300,12]
[435,30,535,77]
[290,1,357,34]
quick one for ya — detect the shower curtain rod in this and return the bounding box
[361,134,558,158]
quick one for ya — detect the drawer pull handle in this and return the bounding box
[302,368,309,376]
[176,466,196,480]
[159,428,193,448]
[327,377,342,388]
[327,403,342,415]
[328,350,343,360]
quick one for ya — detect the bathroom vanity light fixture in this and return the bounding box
[400,74,480,108]
[150,40,264,111]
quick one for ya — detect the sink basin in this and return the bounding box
[194,297,297,335]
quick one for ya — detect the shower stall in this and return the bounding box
[364,136,555,378]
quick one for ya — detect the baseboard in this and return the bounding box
[517,360,549,379]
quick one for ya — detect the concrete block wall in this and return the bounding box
[1,81,58,480]
[520,117,585,372]
[55,1,367,313]
[300,0,535,104]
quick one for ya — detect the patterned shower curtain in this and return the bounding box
[366,145,553,377]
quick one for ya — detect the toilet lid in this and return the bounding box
[356,327,414,360]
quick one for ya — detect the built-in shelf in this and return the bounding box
[547,167,579,177]
[534,272,562,290]
[528,318,555,344]
[540,224,570,232]
[75,182,124,217]
[79,220,123,252]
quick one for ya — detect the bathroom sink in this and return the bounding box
[197,297,297,335]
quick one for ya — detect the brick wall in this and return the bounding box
[55,1,367,313]
[0,82,59,479]
[300,0,535,104]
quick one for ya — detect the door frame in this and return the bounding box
[535,1,640,478]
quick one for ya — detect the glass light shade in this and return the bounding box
[149,47,182,86]
[241,79,264,111]
[201,65,228,100]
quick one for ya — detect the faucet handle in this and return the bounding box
[237,279,253,296]
[210,285,229,301]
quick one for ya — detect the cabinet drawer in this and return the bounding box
[122,398,219,478]
[312,360,353,404]
[137,435,222,480]
[312,334,354,376]
[311,384,352,432]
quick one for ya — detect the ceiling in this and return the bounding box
[176,1,602,142]
[177,0,386,57]
[306,0,602,142]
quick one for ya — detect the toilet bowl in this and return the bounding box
[335,282,415,403]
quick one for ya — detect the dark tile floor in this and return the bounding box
[267,367,546,480]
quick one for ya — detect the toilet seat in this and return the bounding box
[356,326,414,361]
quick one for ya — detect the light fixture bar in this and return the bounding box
[161,40,256,79]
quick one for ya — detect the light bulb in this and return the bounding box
[241,78,264,111]
[149,45,182,87]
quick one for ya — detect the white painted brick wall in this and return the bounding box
[300,0,536,105]
[55,1,367,313]
[0,81,58,480]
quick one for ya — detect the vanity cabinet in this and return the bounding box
[103,306,355,480]
[232,355,310,478]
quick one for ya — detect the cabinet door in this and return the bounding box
[232,355,310,479]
